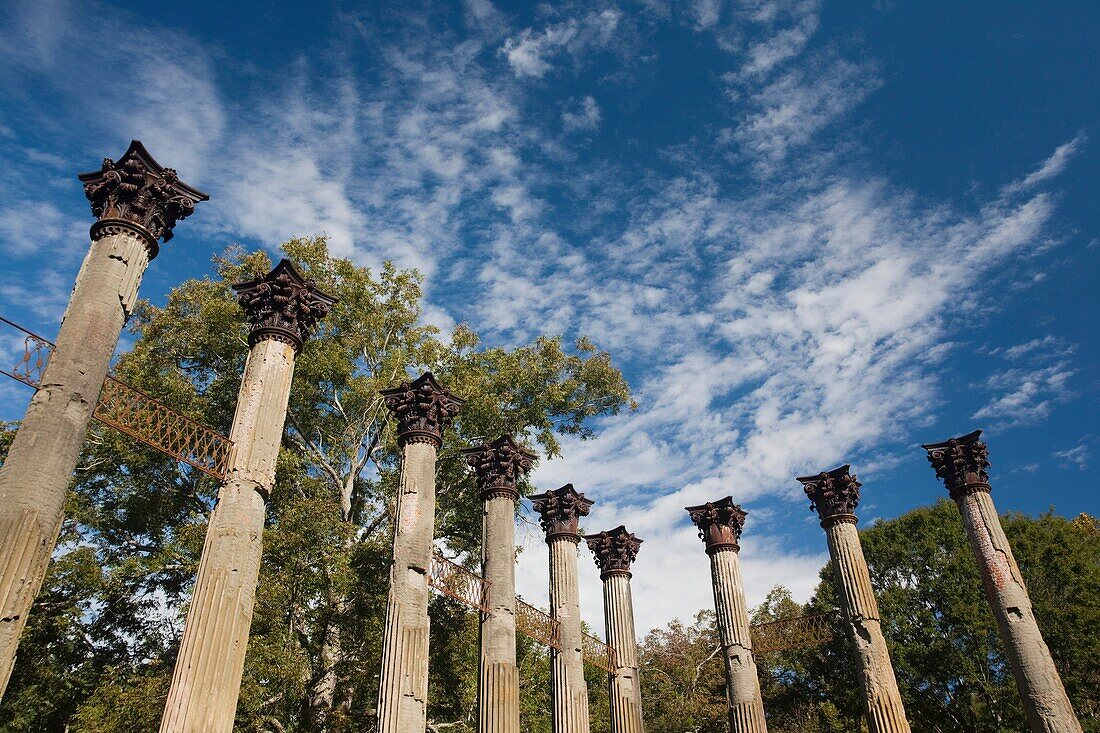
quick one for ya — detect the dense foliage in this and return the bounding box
[638,502,1098,733]
[0,238,634,732]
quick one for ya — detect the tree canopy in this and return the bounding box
[635,501,1098,733]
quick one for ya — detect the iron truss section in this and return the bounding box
[750,611,838,655]
[1,315,233,480]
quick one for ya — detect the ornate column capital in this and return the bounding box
[685,496,747,555]
[922,429,991,500]
[585,525,642,579]
[797,465,861,528]
[530,483,594,543]
[232,259,336,353]
[380,372,465,448]
[78,140,208,257]
[463,434,537,501]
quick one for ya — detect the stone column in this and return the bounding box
[375,373,464,733]
[923,431,1083,733]
[531,484,595,733]
[686,498,767,733]
[0,142,207,698]
[464,435,537,733]
[586,526,645,733]
[797,466,910,733]
[160,261,334,733]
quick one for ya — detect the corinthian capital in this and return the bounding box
[685,496,747,554]
[463,435,537,501]
[922,429,991,500]
[797,465,861,526]
[232,259,336,353]
[380,372,465,447]
[585,525,642,579]
[78,140,208,254]
[530,484,594,542]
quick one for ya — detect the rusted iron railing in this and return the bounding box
[750,611,837,655]
[516,597,560,651]
[428,552,491,612]
[581,630,616,672]
[0,315,233,481]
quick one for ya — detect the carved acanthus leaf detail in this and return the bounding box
[585,526,642,577]
[685,496,748,554]
[232,259,336,352]
[922,430,991,499]
[463,435,537,500]
[797,465,862,522]
[380,372,464,447]
[78,140,208,250]
[530,484,594,540]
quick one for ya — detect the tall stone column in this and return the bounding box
[531,484,595,733]
[797,466,911,733]
[686,498,768,733]
[464,435,537,733]
[923,431,1083,733]
[160,260,334,733]
[0,141,207,698]
[586,526,645,733]
[375,373,464,733]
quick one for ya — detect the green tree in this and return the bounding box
[0,237,634,732]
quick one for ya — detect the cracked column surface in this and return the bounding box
[531,485,595,733]
[586,526,645,733]
[924,431,1083,733]
[0,142,207,699]
[160,260,334,733]
[375,373,464,733]
[465,435,537,733]
[686,498,767,732]
[798,466,911,733]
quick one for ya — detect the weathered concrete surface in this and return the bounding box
[957,490,1083,733]
[602,573,644,733]
[160,338,296,733]
[824,519,911,733]
[376,440,438,733]
[478,492,521,733]
[710,549,767,733]
[549,536,591,733]
[0,224,151,697]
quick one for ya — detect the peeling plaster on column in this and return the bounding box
[924,431,1083,733]
[161,261,333,733]
[0,142,206,700]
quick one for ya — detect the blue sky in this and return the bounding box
[0,0,1096,635]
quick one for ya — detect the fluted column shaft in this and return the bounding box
[377,440,438,733]
[0,223,151,697]
[549,536,590,733]
[160,338,296,733]
[478,492,520,733]
[956,490,1081,733]
[603,573,644,733]
[823,519,911,733]
[710,548,767,732]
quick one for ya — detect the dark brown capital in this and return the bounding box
[232,259,336,353]
[463,434,537,501]
[797,465,861,527]
[530,484,594,543]
[78,140,208,256]
[380,372,465,448]
[585,525,642,579]
[922,429,991,500]
[685,496,747,555]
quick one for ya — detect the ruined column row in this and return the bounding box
[681,431,1081,733]
[0,142,1082,733]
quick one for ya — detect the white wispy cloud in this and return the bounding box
[1052,439,1090,471]
[562,96,602,132]
[973,337,1076,428]
[1010,131,1087,192]
[501,8,623,79]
